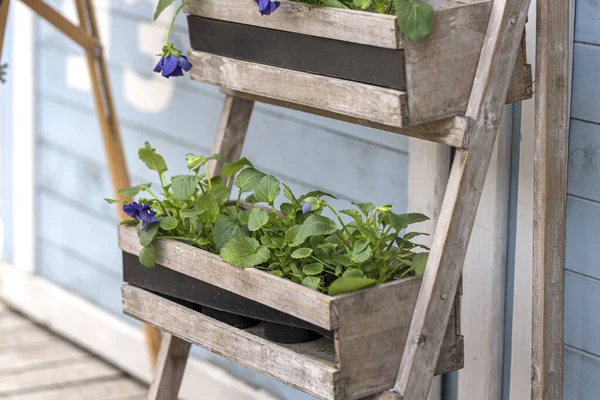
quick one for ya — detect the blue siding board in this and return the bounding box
[564,346,600,400]
[567,119,600,201]
[574,0,600,45]
[564,271,600,357]
[566,195,600,280]
[570,43,600,124]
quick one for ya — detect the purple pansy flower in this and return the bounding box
[123,202,159,231]
[302,201,313,214]
[255,0,280,15]
[154,54,192,78]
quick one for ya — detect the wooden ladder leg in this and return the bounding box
[147,333,191,400]
[208,93,254,176]
[73,0,162,368]
[387,0,532,398]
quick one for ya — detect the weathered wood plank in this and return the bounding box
[147,334,190,400]
[0,326,56,349]
[189,51,408,128]
[531,0,570,395]
[187,15,406,90]
[0,313,33,330]
[185,0,401,49]
[122,285,339,400]
[6,377,147,400]
[394,0,531,397]
[208,94,254,177]
[221,89,469,148]
[0,339,87,373]
[0,357,121,395]
[333,277,462,399]
[119,225,334,330]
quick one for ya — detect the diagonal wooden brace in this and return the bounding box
[384,0,532,398]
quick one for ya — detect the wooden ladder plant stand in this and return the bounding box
[139,0,533,398]
[0,0,162,369]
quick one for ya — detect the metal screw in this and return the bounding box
[416,335,426,345]
[489,114,499,126]
[509,16,518,25]
[441,293,448,300]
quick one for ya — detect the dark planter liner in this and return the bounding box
[187,15,406,90]
[123,252,332,341]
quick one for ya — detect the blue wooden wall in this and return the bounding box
[33,1,409,398]
[565,0,600,398]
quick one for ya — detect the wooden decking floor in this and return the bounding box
[0,302,148,399]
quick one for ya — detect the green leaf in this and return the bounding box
[254,175,281,204]
[411,252,429,275]
[117,183,152,197]
[291,248,313,259]
[285,225,301,244]
[104,198,128,204]
[343,268,364,278]
[395,0,435,41]
[353,238,370,253]
[248,208,269,232]
[352,246,373,263]
[301,276,322,289]
[153,0,175,20]
[159,216,178,230]
[186,154,206,170]
[302,263,323,275]
[137,223,159,246]
[353,0,373,9]
[282,183,297,205]
[328,277,377,296]
[213,215,249,250]
[290,215,338,247]
[234,168,265,194]
[269,270,283,277]
[180,209,201,219]
[171,175,199,201]
[220,237,270,268]
[221,157,253,179]
[195,196,220,223]
[388,212,430,231]
[321,0,350,8]
[138,142,167,174]
[280,203,294,216]
[340,209,363,224]
[352,202,374,217]
[300,190,338,201]
[139,244,156,268]
[206,154,228,163]
[206,184,231,205]
[119,219,139,226]
[237,210,250,225]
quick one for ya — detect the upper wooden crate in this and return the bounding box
[184,0,532,144]
[119,226,463,400]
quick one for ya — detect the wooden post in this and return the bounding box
[0,0,9,72]
[531,0,570,396]
[392,0,531,397]
[147,334,191,400]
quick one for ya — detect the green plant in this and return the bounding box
[107,143,430,295]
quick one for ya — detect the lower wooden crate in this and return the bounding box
[121,284,463,400]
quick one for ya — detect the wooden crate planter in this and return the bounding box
[184,0,532,139]
[119,226,463,400]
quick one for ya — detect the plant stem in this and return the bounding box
[146,188,170,216]
[324,203,354,247]
[164,0,191,46]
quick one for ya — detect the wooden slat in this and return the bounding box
[531,0,570,394]
[208,94,254,177]
[119,225,335,330]
[404,2,532,124]
[0,312,33,330]
[187,15,406,90]
[0,326,56,349]
[0,0,9,69]
[6,378,147,400]
[333,277,463,399]
[122,285,339,400]
[0,357,121,395]
[147,334,190,400]
[393,0,532,397]
[185,0,401,49]
[222,89,468,148]
[189,51,408,129]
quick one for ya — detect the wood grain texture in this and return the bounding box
[208,94,254,177]
[221,89,469,148]
[394,0,532,397]
[333,277,463,399]
[0,0,9,65]
[532,0,570,395]
[122,285,339,400]
[119,225,335,330]
[7,378,147,400]
[403,2,532,124]
[147,334,191,400]
[189,51,408,128]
